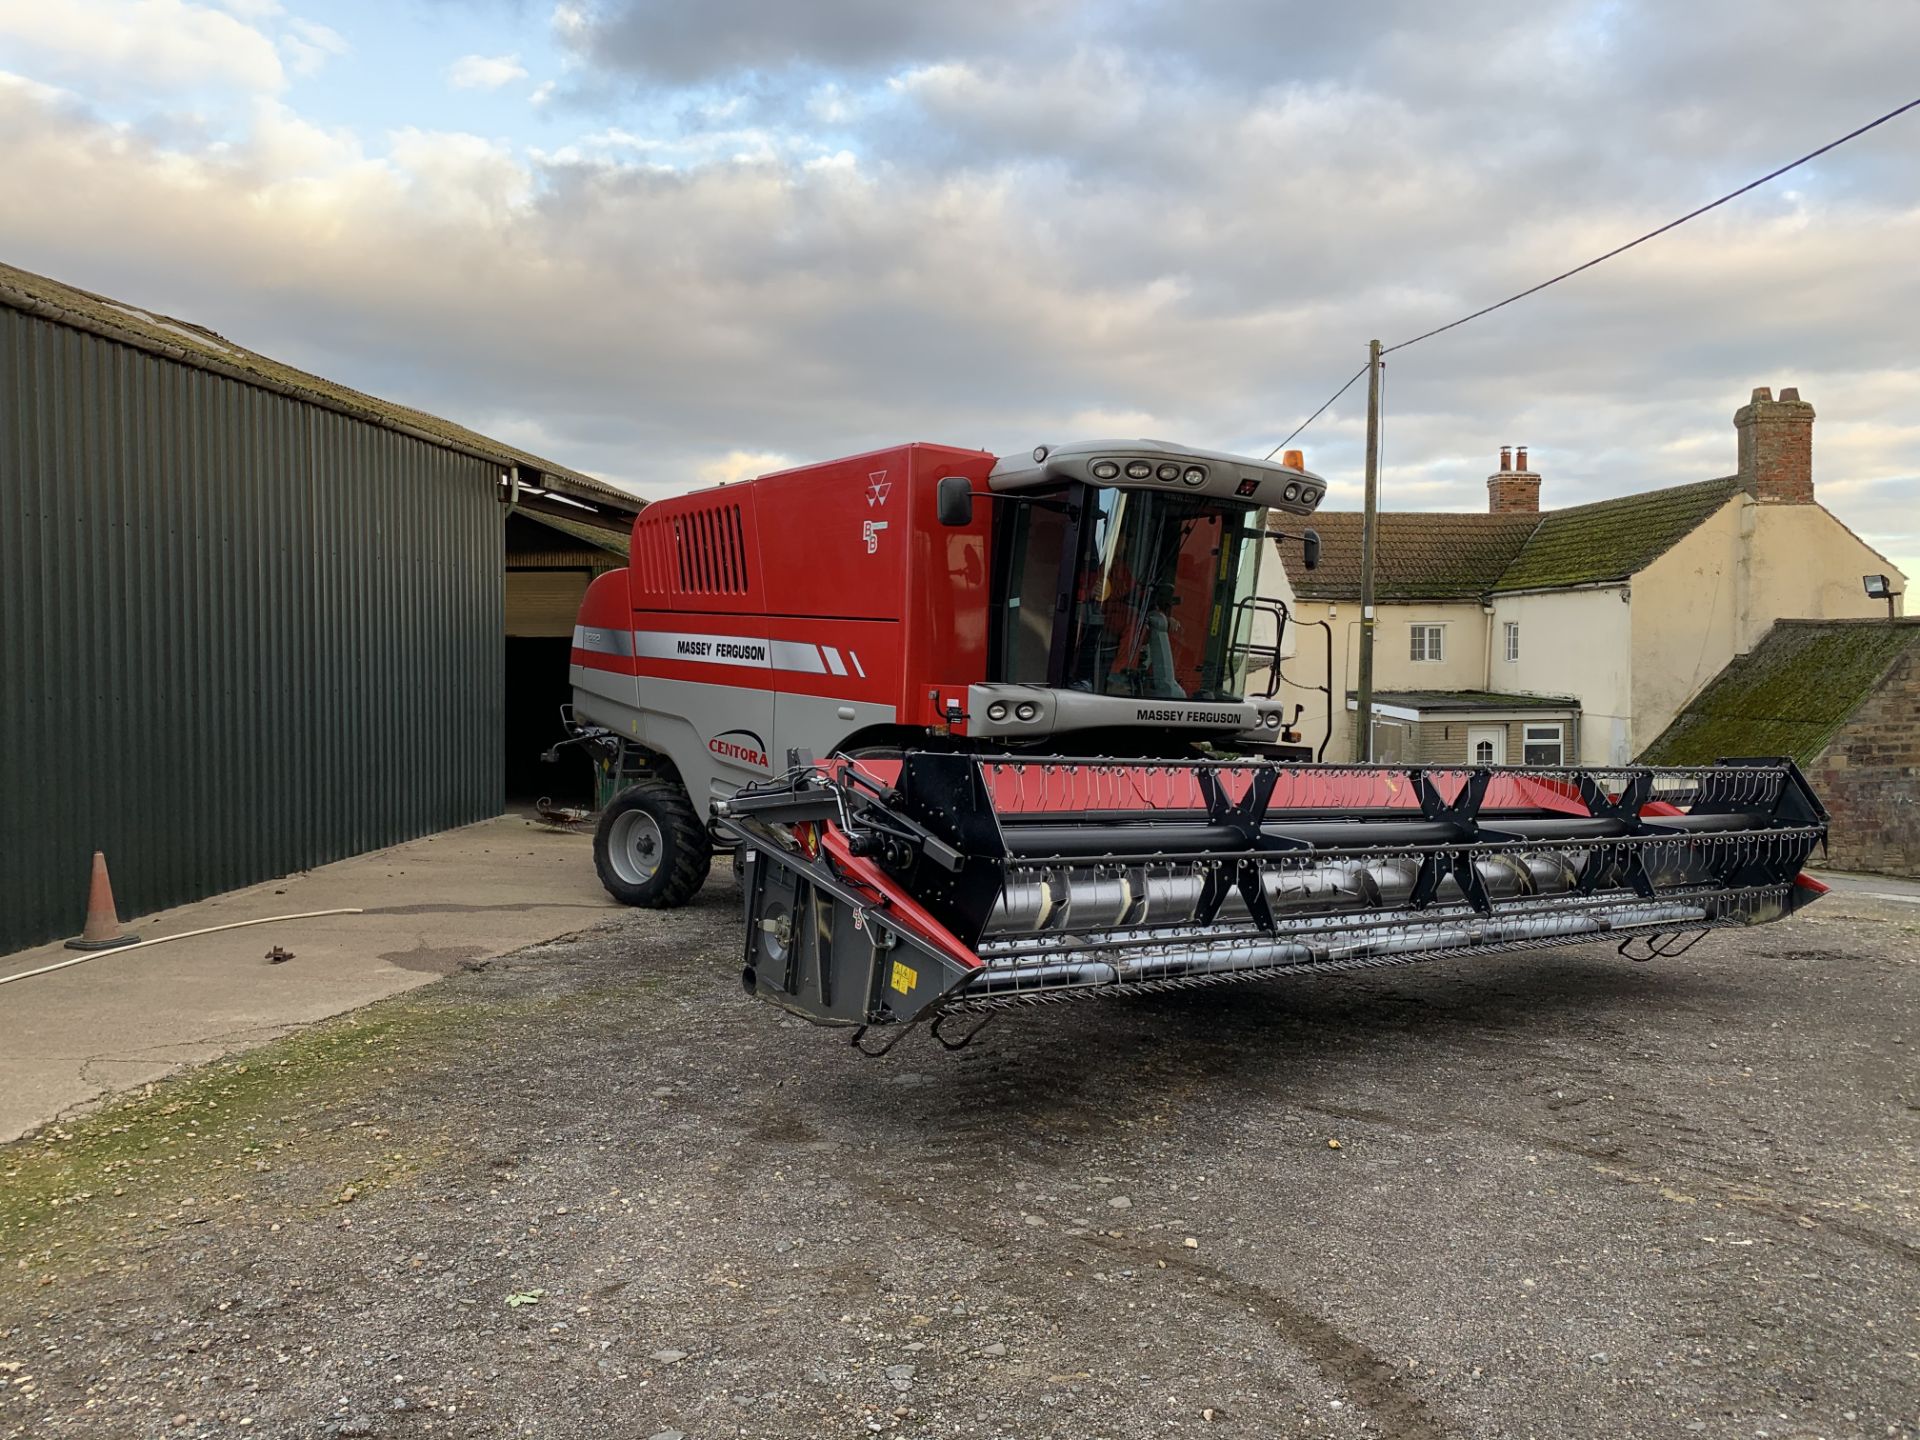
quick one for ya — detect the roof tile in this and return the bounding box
[1279,476,1745,600]
[1637,619,1920,767]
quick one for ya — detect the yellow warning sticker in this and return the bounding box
[890,960,919,994]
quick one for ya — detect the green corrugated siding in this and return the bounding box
[0,307,504,954]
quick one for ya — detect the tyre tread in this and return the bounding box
[592,780,712,908]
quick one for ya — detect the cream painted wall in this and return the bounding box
[1271,599,1489,761]
[1631,499,1744,752]
[1748,505,1907,638]
[1488,586,1633,763]
[1263,494,1907,766]
[1630,495,1908,755]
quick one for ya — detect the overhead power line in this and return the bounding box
[1264,364,1367,460]
[1265,92,1920,456]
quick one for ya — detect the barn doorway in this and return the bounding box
[503,511,630,807]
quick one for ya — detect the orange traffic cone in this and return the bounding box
[65,851,140,951]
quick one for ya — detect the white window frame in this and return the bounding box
[1409,623,1446,663]
[1503,620,1520,663]
[1522,723,1565,766]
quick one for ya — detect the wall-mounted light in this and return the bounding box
[1863,573,1903,618]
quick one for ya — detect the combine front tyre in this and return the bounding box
[594,781,712,908]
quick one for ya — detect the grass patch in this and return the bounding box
[0,989,487,1279]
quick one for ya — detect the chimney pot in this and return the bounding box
[1499,445,1512,470]
[1751,386,1773,403]
[1779,386,1800,402]
[1515,445,1529,472]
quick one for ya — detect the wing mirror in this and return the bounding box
[936,474,974,527]
[1273,527,1320,570]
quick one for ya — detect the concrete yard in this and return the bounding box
[0,872,1914,1439]
[0,817,617,1144]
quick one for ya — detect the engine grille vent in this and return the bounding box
[633,504,750,598]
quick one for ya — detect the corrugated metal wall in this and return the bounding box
[0,307,505,954]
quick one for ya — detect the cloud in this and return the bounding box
[0,0,287,94]
[447,53,529,91]
[697,450,794,486]
[282,18,348,77]
[0,0,1914,584]
[553,0,1081,83]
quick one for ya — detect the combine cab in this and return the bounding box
[570,439,1827,1052]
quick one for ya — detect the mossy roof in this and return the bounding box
[1489,476,1741,592]
[1283,476,1744,601]
[1638,620,1920,767]
[0,258,639,514]
[1287,510,1540,601]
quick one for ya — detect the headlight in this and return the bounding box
[1183,466,1206,485]
[1125,460,1152,479]
[1264,711,1282,728]
[1091,460,1120,480]
[1300,487,1319,505]
[1015,701,1039,722]
[1032,445,1050,462]
[1156,462,1180,481]
[987,701,1009,722]
[1283,482,1300,502]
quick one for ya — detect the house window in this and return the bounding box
[1522,723,1565,766]
[1504,621,1520,662]
[1409,624,1446,663]
[1473,738,1498,765]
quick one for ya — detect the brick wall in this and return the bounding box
[1733,386,1815,505]
[1487,473,1541,514]
[1808,643,1920,877]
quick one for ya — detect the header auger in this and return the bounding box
[568,438,1828,1053]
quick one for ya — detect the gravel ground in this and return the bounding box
[2,871,1915,1440]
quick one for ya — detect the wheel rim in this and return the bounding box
[608,809,665,885]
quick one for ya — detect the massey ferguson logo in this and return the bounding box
[865,471,891,507]
[709,729,771,770]
[1136,706,1246,725]
[678,638,767,662]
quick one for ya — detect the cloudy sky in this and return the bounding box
[1,0,1915,578]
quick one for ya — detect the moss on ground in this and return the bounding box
[0,991,484,1278]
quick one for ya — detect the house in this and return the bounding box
[1640,619,1920,877]
[0,259,641,953]
[1264,387,1907,765]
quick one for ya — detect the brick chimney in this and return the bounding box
[1487,445,1541,514]
[1734,385,1815,504]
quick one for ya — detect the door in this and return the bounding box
[1467,725,1507,766]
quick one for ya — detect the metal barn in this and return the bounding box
[0,261,638,953]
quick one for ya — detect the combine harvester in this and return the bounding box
[570,441,1826,1052]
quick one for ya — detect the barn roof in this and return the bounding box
[0,258,638,515]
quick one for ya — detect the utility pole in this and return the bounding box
[1354,338,1383,761]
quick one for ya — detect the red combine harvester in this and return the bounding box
[571,440,1826,1052]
